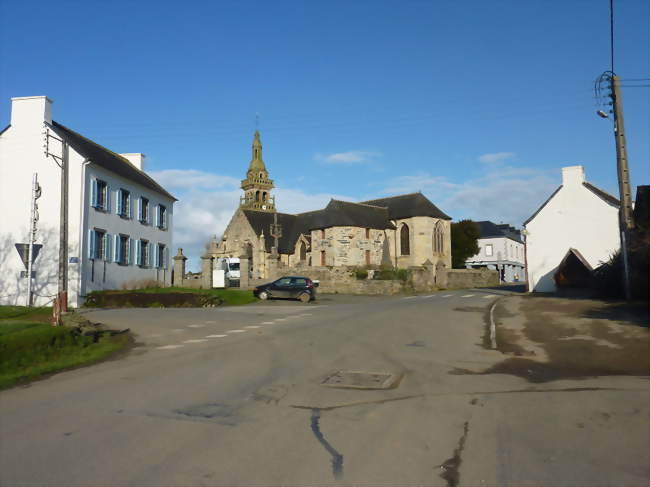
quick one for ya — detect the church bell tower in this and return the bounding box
[240,131,276,212]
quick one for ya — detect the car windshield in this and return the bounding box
[229,263,240,270]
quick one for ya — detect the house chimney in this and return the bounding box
[10,96,53,130]
[561,165,585,186]
[120,153,146,171]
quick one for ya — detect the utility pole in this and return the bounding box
[26,173,42,306]
[610,75,635,300]
[44,127,69,324]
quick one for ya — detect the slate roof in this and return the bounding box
[361,192,451,220]
[242,199,395,253]
[50,121,176,201]
[475,221,523,243]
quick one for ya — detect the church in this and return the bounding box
[210,132,452,278]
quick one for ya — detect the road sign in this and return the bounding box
[15,243,43,270]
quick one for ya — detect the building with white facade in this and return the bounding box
[0,96,176,307]
[523,165,620,293]
[465,221,525,282]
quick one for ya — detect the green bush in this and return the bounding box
[354,269,369,280]
[375,268,409,281]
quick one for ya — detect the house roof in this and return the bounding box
[50,121,177,201]
[361,192,451,220]
[523,182,620,226]
[475,221,523,243]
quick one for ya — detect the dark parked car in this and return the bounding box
[253,276,318,303]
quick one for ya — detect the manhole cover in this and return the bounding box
[321,371,400,390]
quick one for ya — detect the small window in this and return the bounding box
[365,228,370,239]
[320,250,326,266]
[485,244,493,257]
[89,229,106,260]
[156,204,167,230]
[92,179,109,211]
[320,229,326,239]
[139,197,149,224]
[138,239,149,267]
[117,235,131,265]
[365,249,371,265]
[400,224,410,256]
[117,189,131,218]
[292,278,307,286]
[275,277,292,286]
[157,244,166,268]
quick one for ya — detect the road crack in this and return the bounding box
[438,421,469,487]
[310,408,344,481]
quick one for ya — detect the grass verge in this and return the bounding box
[0,306,130,390]
[87,287,257,307]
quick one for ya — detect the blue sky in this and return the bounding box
[2,0,649,269]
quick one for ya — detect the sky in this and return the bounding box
[1,0,649,270]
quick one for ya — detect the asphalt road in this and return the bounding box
[1,289,648,487]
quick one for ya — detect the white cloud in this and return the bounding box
[149,169,240,190]
[478,152,516,164]
[314,150,381,164]
[379,163,558,227]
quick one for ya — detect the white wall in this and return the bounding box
[524,166,620,292]
[0,96,174,307]
[466,236,525,265]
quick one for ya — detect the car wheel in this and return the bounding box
[298,292,310,303]
[258,291,269,300]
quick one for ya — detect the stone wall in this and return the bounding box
[445,269,499,289]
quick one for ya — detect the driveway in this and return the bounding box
[1,289,648,487]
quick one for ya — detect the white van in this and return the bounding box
[215,257,241,286]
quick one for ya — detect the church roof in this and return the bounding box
[361,192,451,220]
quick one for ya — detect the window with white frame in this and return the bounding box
[485,244,493,257]
[117,189,131,218]
[138,196,150,224]
[90,179,110,211]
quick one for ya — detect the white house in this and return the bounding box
[0,96,176,307]
[465,221,525,282]
[523,165,620,293]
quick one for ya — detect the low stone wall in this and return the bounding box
[445,269,499,289]
[317,279,403,295]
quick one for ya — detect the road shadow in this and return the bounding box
[581,302,650,329]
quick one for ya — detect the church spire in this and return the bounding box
[248,130,266,172]
[240,131,275,212]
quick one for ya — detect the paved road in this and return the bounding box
[1,289,648,487]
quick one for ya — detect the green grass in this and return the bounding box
[0,305,130,389]
[98,287,258,306]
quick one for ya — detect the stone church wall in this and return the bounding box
[393,216,452,269]
[309,227,388,267]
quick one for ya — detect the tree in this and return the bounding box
[451,220,480,268]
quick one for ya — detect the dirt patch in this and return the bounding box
[84,292,223,308]
[464,296,650,383]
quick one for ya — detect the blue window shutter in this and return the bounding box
[90,179,98,207]
[88,229,95,259]
[163,246,169,269]
[116,189,122,215]
[153,205,159,227]
[137,197,142,221]
[149,242,154,267]
[104,234,111,262]
[105,185,111,212]
[128,238,134,265]
[114,235,120,262]
[135,240,141,266]
[128,194,133,219]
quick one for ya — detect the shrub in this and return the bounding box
[354,269,368,280]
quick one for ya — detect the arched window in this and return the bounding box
[400,224,410,256]
[299,241,307,261]
[262,192,267,202]
[255,190,260,202]
[433,221,444,255]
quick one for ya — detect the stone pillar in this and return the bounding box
[173,248,187,287]
[201,254,213,289]
[435,261,448,289]
[239,255,250,290]
[422,259,435,288]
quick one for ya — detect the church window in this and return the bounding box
[320,250,326,266]
[433,221,444,255]
[365,228,370,239]
[299,241,307,261]
[400,224,410,256]
[255,190,260,202]
[262,192,267,202]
